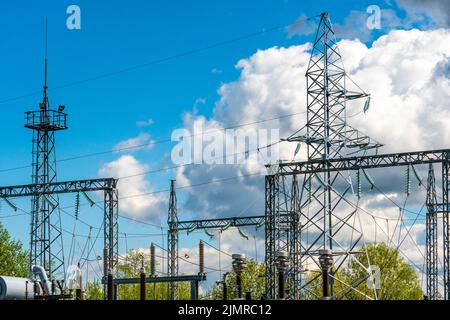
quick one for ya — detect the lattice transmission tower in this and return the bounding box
[168,179,179,300]
[24,27,68,281]
[265,12,382,299]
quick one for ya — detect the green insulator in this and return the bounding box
[314,172,327,189]
[238,228,249,240]
[75,192,80,219]
[411,165,422,186]
[406,165,411,196]
[187,225,197,235]
[3,198,17,212]
[363,96,371,113]
[204,229,215,239]
[294,143,301,156]
[356,170,362,199]
[221,222,231,232]
[362,169,375,190]
[81,191,95,207]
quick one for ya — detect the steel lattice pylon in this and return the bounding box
[25,55,68,281]
[426,164,439,299]
[168,179,179,300]
[442,157,450,299]
[265,12,381,300]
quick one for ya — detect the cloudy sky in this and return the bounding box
[0,0,449,291]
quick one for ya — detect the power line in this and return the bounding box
[0,111,303,174]
[202,238,233,258]
[152,242,223,273]
[0,17,314,106]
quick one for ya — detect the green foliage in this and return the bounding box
[208,259,265,300]
[84,249,191,300]
[84,280,104,300]
[306,243,424,300]
[0,222,29,277]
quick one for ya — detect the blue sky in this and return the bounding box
[0,0,448,286]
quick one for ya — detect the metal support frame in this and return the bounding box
[177,214,289,231]
[426,164,439,299]
[104,187,119,297]
[172,185,289,300]
[24,52,69,281]
[443,157,450,299]
[272,149,450,299]
[276,149,450,176]
[265,12,380,300]
[265,175,277,299]
[103,274,206,300]
[0,178,119,299]
[167,180,179,300]
[264,12,450,300]
[161,12,450,300]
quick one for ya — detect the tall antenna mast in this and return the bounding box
[24,18,68,281]
[43,17,48,109]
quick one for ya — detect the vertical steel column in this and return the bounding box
[140,271,146,300]
[104,188,118,300]
[190,281,199,300]
[27,109,66,281]
[319,249,333,300]
[168,180,179,300]
[150,243,156,277]
[199,240,204,275]
[289,175,301,299]
[426,164,438,300]
[107,272,113,301]
[443,155,450,299]
[222,283,228,300]
[276,251,288,300]
[265,174,278,299]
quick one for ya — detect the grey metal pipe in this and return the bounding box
[32,265,51,295]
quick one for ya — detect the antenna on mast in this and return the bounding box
[42,17,48,109]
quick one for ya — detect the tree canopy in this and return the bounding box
[0,222,29,277]
[306,243,424,300]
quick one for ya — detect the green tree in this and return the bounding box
[0,222,29,277]
[306,243,424,300]
[84,249,191,300]
[84,280,104,300]
[209,259,265,300]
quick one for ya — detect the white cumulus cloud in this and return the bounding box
[176,28,450,220]
[98,155,166,222]
[113,132,154,152]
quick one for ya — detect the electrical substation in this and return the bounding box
[0,12,449,301]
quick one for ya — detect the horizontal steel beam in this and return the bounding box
[0,178,117,198]
[273,148,450,175]
[176,214,291,231]
[103,274,206,285]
